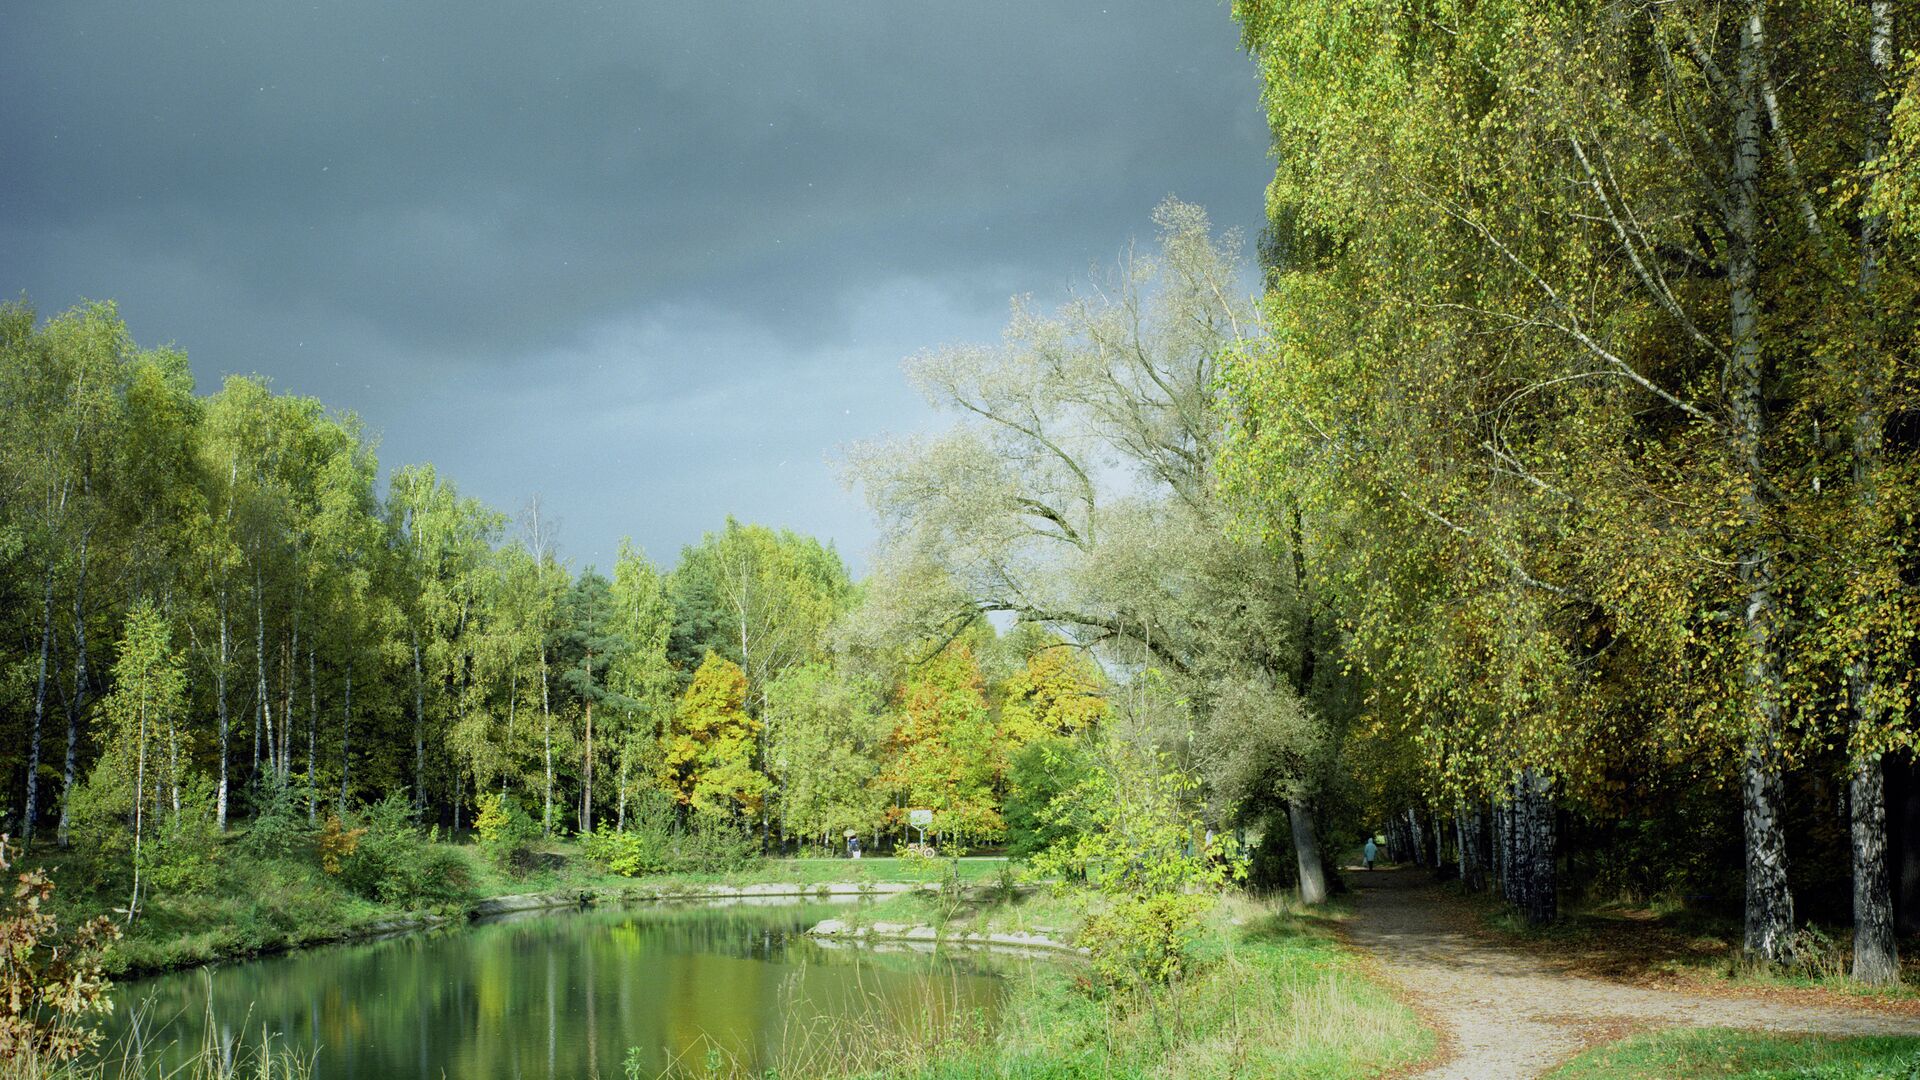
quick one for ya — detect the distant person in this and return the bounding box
[1363,836,1378,870]
[847,833,862,860]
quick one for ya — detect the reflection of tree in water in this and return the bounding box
[104,901,1008,1078]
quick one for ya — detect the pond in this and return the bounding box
[102,899,1013,1078]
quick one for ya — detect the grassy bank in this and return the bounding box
[34,828,1007,977]
[695,889,1430,1080]
[1550,1028,1920,1079]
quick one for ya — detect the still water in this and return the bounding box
[104,899,1009,1078]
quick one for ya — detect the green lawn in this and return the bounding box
[1551,1028,1920,1079]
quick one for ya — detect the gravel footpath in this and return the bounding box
[1345,868,1920,1079]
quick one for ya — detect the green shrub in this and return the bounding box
[582,823,669,876]
[240,775,313,863]
[579,802,761,876]
[677,811,762,872]
[1004,737,1093,861]
[141,779,224,895]
[336,794,474,906]
[1080,892,1215,994]
[475,792,542,871]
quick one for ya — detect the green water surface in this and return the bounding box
[104,899,1009,1078]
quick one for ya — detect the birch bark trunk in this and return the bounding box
[338,664,352,814]
[23,567,54,843]
[1728,0,1795,961]
[1848,0,1900,987]
[215,589,230,830]
[57,533,90,846]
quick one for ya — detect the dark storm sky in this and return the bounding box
[0,2,1272,571]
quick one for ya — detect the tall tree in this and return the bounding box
[557,570,634,834]
[608,541,676,831]
[661,653,767,820]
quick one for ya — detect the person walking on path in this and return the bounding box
[1363,835,1378,870]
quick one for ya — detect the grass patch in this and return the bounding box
[1550,1028,1920,1079]
[691,890,1429,1079]
[901,893,1427,1080]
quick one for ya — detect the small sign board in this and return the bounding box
[907,808,933,828]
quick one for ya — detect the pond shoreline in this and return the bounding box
[113,879,953,979]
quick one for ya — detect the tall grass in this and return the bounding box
[2,994,314,1080]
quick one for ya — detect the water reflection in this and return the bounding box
[104,901,1011,1078]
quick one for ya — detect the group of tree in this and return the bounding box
[848,199,1336,904]
[0,313,1119,923]
[16,0,1920,987]
[1221,0,1920,984]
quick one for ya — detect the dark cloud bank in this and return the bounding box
[0,1,1272,569]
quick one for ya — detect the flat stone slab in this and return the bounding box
[806,919,1087,955]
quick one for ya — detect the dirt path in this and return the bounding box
[1343,868,1920,1079]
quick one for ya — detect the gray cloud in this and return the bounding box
[1,0,1272,568]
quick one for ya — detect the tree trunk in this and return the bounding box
[129,681,149,925]
[1461,804,1487,892]
[1727,0,1795,964]
[1516,768,1556,926]
[581,699,594,835]
[1852,756,1899,983]
[339,664,352,814]
[56,534,91,847]
[285,619,298,782]
[1847,0,1900,989]
[412,630,426,815]
[23,567,54,843]
[1288,801,1327,905]
[1493,803,1509,902]
[255,567,273,791]
[307,646,318,822]
[616,747,629,832]
[167,713,182,818]
[504,669,518,798]
[215,589,230,830]
[541,646,554,836]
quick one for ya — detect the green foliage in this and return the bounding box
[661,653,768,819]
[474,792,541,871]
[580,790,761,876]
[764,661,888,845]
[140,779,224,896]
[580,823,669,877]
[664,517,853,688]
[1080,892,1216,994]
[335,794,474,907]
[1031,737,1242,898]
[879,641,1004,844]
[241,776,313,863]
[1003,737,1093,861]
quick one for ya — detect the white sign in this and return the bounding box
[907,808,933,828]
